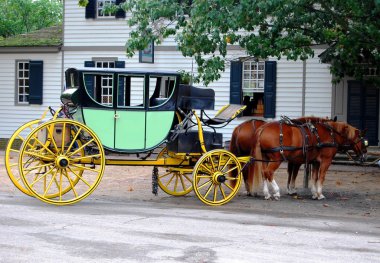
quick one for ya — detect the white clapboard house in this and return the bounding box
[0,0,378,146]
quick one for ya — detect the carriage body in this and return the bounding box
[6,67,247,206]
[62,68,206,153]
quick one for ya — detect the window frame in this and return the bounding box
[15,60,30,105]
[96,0,116,18]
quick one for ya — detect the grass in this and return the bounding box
[0,25,62,47]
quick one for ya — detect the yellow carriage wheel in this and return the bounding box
[193,149,242,206]
[156,147,193,196]
[19,119,105,205]
[5,119,41,196]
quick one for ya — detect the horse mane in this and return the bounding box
[294,116,331,124]
[328,121,357,140]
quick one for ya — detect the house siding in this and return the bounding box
[0,53,62,138]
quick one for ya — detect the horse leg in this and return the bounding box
[264,161,282,200]
[243,169,250,196]
[316,160,331,200]
[287,163,293,194]
[287,163,300,195]
[310,162,320,200]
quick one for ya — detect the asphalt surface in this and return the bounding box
[1,157,379,262]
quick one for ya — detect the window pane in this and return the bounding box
[24,71,29,78]
[25,63,29,69]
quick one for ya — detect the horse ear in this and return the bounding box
[333,116,337,122]
[360,128,368,137]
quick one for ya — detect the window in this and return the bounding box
[16,60,43,105]
[117,75,145,107]
[148,75,176,107]
[241,60,265,116]
[230,60,276,118]
[97,0,116,17]
[94,60,114,106]
[17,61,29,104]
[85,0,126,19]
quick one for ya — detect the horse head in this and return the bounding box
[341,123,368,163]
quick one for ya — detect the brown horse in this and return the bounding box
[229,119,266,192]
[229,117,332,195]
[251,120,367,200]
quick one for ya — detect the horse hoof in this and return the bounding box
[274,196,280,201]
[288,192,298,196]
[246,192,252,197]
[264,195,272,200]
[318,195,326,200]
[312,195,318,200]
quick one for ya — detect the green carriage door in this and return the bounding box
[145,75,176,149]
[115,74,146,150]
[81,72,115,149]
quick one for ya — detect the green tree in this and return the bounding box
[102,0,379,85]
[0,0,62,38]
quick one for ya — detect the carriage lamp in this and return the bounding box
[363,139,369,147]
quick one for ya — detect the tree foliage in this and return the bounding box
[106,0,379,85]
[0,0,62,38]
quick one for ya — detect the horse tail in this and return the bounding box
[229,127,240,188]
[252,128,264,194]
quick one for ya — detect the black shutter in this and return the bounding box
[263,61,276,118]
[84,61,95,67]
[230,61,242,104]
[115,61,125,68]
[29,60,43,105]
[85,0,96,19]
[83,61,95,97]
[115,0,126,19]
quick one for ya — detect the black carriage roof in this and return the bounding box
[70,67,180,76]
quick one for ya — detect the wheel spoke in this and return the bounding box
[47,125,59,153]
[174,174,179,192]
[23,162,52,173]
[63,169,78,198]
[221,156,232,171]
[224,165,239,175]
[196,175,212,178]
[223,182,234,191]
[219,184,227,199]
[67,138,94,157]
[68,166,92,188]
[70,163,100,173]
[209,155,216,172]
[165,173,176,187]
[200,163,213,175]
[70,153,100,161]
[26,135,56,157]
[30,166,55,187]
[213,184,218,202]
[43,168,58,197]
[183,173,192,182]
[179,173,186,190]
[158,171,171,179]
[65,127,82,154]
[59,170,63,201]
[16,134,25,141]
[22,150,55,161]
[61,122,66,152]
[198,179,212,189]
[217,153,223,171]
[203,183,214,200]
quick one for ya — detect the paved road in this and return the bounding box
[1,191,379,263]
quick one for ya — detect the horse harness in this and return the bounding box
[261,117,337,162]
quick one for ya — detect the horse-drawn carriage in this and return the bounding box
[5,68,248,206]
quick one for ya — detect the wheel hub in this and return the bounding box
[56,156,69,168]
[212,171,226,184]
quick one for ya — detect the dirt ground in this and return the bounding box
[1,150,379,219]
